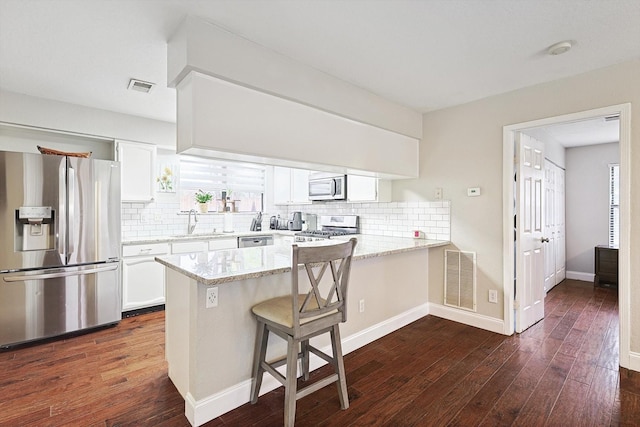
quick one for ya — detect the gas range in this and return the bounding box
[294,215,358,242]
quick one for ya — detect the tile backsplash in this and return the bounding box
[273,201,450,240]
[122,198,450,241]
[121,200,257,241]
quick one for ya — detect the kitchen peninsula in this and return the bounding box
[155,235,448,426]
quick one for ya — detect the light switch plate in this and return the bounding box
[488,290,498,303]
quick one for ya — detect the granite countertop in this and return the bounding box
[155,234,449,286]
[123,230,297,245]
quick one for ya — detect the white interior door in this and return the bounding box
[544,161,556,291]
[515,133,546,333]
[554,168,566,283]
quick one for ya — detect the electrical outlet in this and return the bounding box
[488,290,498,304]
[435,187,443,200]
[206,287,218,308]
[359,299,365,313]
[153,213,162,222]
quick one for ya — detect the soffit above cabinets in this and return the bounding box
[177,72,419,179]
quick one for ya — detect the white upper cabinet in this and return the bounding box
[291,168,311,203]
[117,140,157,202]
[274,167,311,205]
[347,175,391,202]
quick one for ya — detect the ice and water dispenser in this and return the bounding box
[14,206,55,251]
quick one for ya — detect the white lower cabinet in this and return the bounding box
[171,238,236,255]
[209,238,237,250]
[122,243,169,312]
[171,240,208,254]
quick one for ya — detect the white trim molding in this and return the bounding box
[629,352,640,372]
[565,271,595,282]
[184,303,430,426]
[428,303,506,335]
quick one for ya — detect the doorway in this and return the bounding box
[502,103,631,368]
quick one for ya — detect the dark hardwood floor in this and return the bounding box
[1,279,639,426]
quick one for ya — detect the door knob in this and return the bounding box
[541,237,550,243]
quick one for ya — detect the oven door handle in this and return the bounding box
[3,263,119,282]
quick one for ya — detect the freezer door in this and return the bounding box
[67,157,121,265]
[0,151,66,271]
[0,263,121,348]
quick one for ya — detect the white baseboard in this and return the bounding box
[428,303,506,335]
[566,271,595,282]
[628,351,640,372]
[185,303,430,426]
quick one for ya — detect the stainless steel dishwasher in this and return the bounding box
[237,235,274,248]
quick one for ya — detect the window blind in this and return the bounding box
[609,164,619,248]
[179,156,265,193]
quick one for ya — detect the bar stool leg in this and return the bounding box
[331,324,349,409]
[284,335,299,427]
[250,322,268,404]
[301,339,310,381]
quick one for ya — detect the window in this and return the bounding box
[609,164,619,247]
[179,156,265,213]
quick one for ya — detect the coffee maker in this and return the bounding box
[288,211,303,231]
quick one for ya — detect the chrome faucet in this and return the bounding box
[187,209,198,234]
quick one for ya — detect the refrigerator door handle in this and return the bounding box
[67,165,76,259]
[3,263,119,282]
[58,161,67,261]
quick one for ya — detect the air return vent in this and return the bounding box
[127,78,155,93]
[444,250,476,311]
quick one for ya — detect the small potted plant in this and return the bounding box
[195,189,213,213]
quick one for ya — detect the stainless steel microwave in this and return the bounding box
[308,174,347,201]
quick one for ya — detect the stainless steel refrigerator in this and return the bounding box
[0,151,121,348]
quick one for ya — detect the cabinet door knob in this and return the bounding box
[541,237,550,243]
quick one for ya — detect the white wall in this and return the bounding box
[393,59,640,355]
[565,142,619,275]
[0,90,176,148]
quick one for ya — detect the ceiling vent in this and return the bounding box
[127,78,155,93]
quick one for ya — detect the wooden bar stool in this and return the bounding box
[249,237,357,426]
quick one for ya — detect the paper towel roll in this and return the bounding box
[223,212,234,233]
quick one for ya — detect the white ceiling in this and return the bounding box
[523,116,620,148]
[1,0,639,145]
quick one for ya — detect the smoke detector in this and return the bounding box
[547,41,573,56]
[127,78,155,93]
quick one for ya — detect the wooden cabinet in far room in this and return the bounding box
[116,140,157,202]
[122,242,169,312]
[594,245,618,288]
